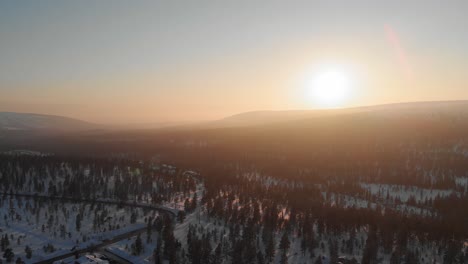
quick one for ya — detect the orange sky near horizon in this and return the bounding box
[1,1,467,124]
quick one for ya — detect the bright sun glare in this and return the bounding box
[307,69,352,108]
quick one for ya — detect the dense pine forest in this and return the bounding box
[0,146,466,263]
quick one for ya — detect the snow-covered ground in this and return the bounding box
[174,206,446,264]
[1,150,52,157]
[360,183,455,202]
[51,172,204,264]
[0,196,157,263]
[106,244,151,263]
[53,253,110,264]
[455,177,468,189]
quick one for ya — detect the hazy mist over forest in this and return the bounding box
[1,1,467,264]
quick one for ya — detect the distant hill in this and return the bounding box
[215,110,326,127]
[2,100,468,155]
[0,112,99,131]
[3,101,468,132]
[206,100,468,128]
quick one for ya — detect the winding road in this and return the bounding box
[0,192,179,264]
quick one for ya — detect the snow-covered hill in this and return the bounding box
[204,100,468,128]
[0,112,98,131]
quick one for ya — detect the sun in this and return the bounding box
[307,69,352,108]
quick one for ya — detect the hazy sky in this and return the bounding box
[1,1,467,124]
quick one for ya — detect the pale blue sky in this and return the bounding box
[1,1,467,123]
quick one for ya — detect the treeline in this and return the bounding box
[0,155,197,205]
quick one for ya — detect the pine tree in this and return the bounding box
[257,250,265,264]
[328,239,338,264]
[1,235,10,252]
[75,214,81,232]
[301,238,307,256]
[213,244,222,264]
[130,212,137,224]
[200,235,212,264]
[134,235,143,255]
[362,226,378,264]
[147,218,153,243]
[178,211,186,223]
[265,234,275,263]
[191,193,198,211]
[280,252,288,264]
[184,198,191,212]
[279,232,290,254]
[3,248,14,262]
[390,250,400,264]
[24,246,32,259]
[153,246,161,264]
[314,256,323,264]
